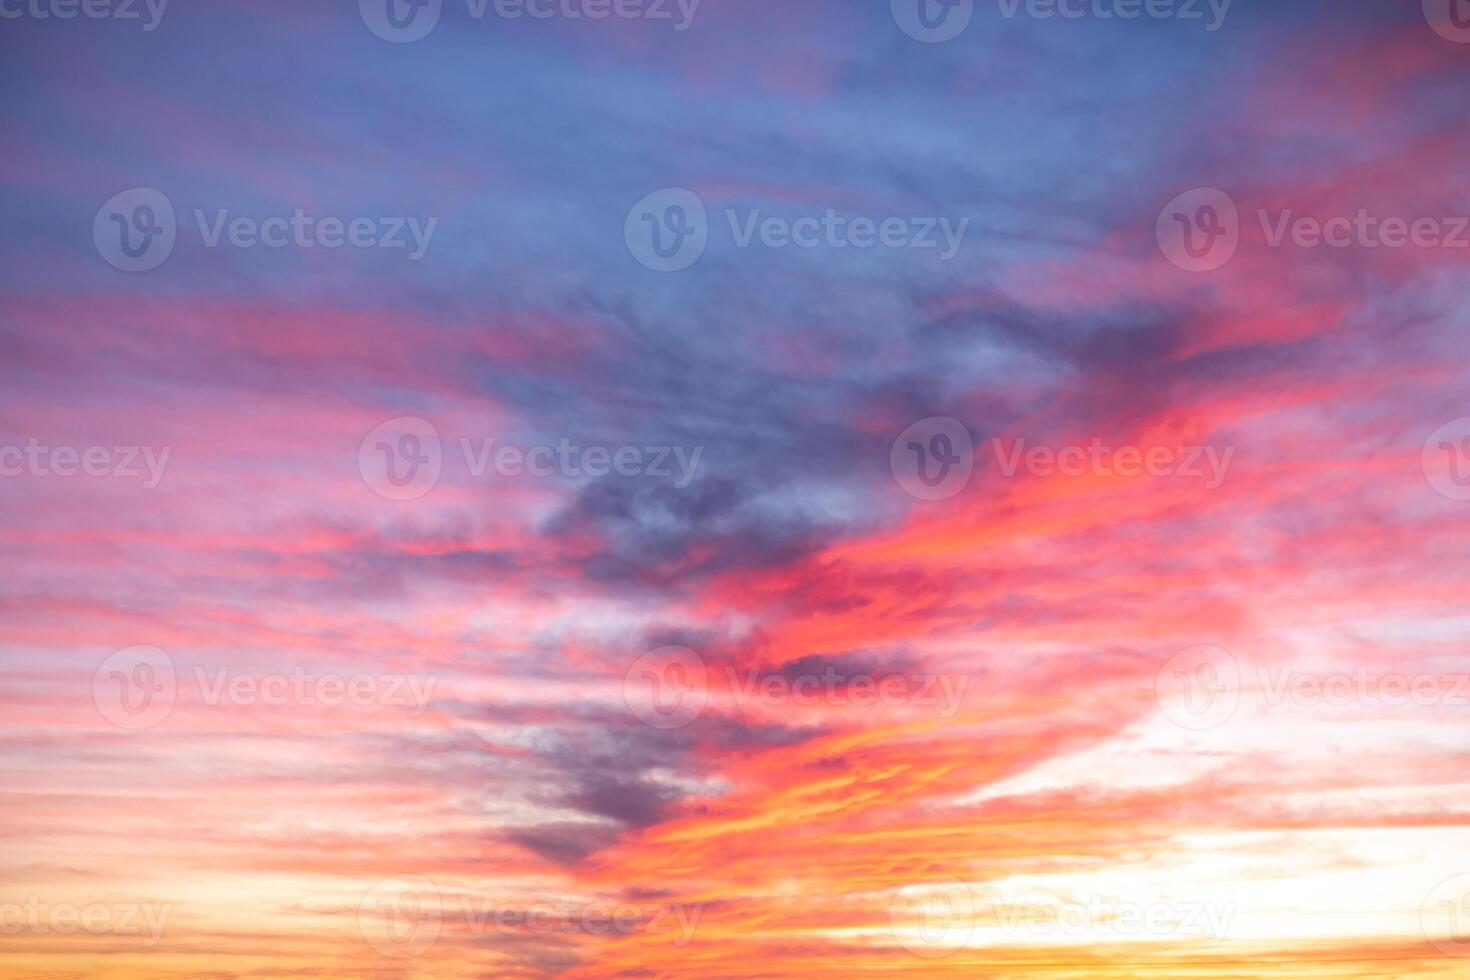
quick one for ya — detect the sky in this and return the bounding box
[3,0,1470,977]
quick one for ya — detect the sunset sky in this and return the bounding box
[3,0,1470,977]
